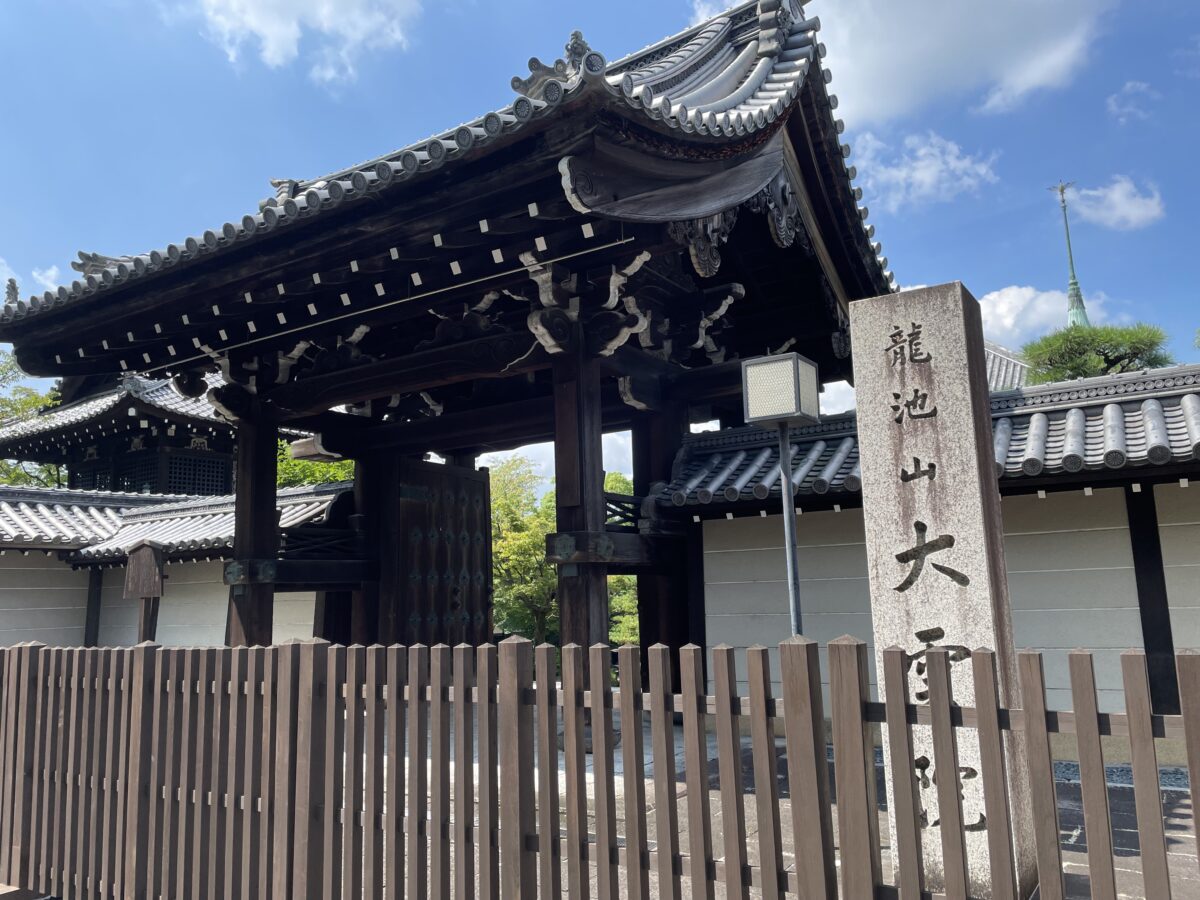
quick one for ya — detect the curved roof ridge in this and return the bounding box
[2,0,890,328]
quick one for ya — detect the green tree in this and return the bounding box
[0,349,63,487]
[1021,323,1174,385]
[489,455,640,646]
[275,440,356,488]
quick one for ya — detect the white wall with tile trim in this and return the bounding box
[702,487,1150,712]
[0,552,90,646]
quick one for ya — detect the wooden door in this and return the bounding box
[390,459,492,646]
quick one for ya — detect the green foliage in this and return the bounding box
[489,456,640,646]
[0,351,63,487]
[1021,324,1174,385]
[275,440,356,488]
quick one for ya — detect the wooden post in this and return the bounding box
[553,341,609,652]
[498,637,535,900]
[83,568,103,647]
[226,416,279,647]
[632,409,688,680]
[125,541,165,644]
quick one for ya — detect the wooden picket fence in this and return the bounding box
[0,637,1195,900]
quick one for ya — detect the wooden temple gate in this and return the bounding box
[1,636,1195,900]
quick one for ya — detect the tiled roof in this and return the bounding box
[0,486,186,549]
[73,482,351,562]
[1,1,889,326]
[984,341,1029,391]
[661,365,1200,507]
[0,373,225,448]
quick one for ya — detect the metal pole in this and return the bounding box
[778,421,804,634]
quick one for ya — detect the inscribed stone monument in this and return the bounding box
[849,282,1035,896]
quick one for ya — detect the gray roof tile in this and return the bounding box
[661,365,1200,508]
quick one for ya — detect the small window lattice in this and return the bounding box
[116,452,158,494]
[72,463,113,491]
[168,453,231,496]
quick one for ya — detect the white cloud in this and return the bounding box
[1175,35,1200,79]
[690,1,723,24]
[0,258,15,290]
[821,380,856,415]
[1106,81,1159,125]
[812,0,1115,127]
[1069,176,1164,231]
[854,131,998,214]
[31,266,60,292]
[978,285,1110,348]
[195,0,421,84]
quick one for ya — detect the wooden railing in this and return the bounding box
[0,638,1193,899]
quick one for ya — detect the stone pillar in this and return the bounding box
[849,282,1034,897]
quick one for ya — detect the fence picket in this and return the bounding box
[589,643,619,900]
[926,647,968,899]
[229,646,252,900]
[385,645,408,900]
[680,644,714,900]
[829,636,882,898]
[476,644,499,900]
[407,644,430,900]
[259,646,277,900]
[430,644,452,900]
[535,643,561,900]
[0,645,15,884]
[77,647,100,898]
[1018,650,1064,900]
[618,646,650,900]
[971,649,1016,900]
[1178,651,1200,884]
[1122,650,1172,899]
[560,644,588,900]
[499,638,536,900]
[175,648,199,900]
[365,646,386,900]
[192,648,216,900]
[294,640,330,895]
[35,648,62,895]
[272,642,301,900]
[1068,651,1117,900]
[101,650,127,900]
[244,648,266,900]
[747,647,783,900]
[121,644,157,900]
[647,644,681,900]
[345,645,368,900]
[323,644,346,900]
[713,645,749,900]
[454,644,477,900]
[159,648,184,900]
[322,643,346,900]
[11,644,42,889]
[882,646,924,900]
[209,648,231,899]
[779,637,837,900]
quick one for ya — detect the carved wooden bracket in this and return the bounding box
[668,209,739,278]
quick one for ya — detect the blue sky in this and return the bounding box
[1,0,1197,476]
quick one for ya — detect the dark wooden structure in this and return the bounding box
[0,4,890,648]
[124,540,166,642]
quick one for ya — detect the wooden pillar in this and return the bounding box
[83,567,103,647]
[553,340,609,651]
[1125,484,1180,714]
[632,410,689,678]
[226,417,278,647]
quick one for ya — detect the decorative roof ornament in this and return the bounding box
[512,31,605,103]
[757,0,802,57]
[72,251,136,278]
[1050,182,1091,328]
[4,278,16,306]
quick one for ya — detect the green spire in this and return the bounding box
[1051,181,1091,328]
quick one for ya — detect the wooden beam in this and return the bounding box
[667,360,743,403]
[225,414,279,646]
[224,558,373,586]
[546,531,682,568]
[264,331,553,418]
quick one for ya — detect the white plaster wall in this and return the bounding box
[96,560,316,647]
[0,551,90,646]
[1156,482,1200,652]
[702,487,1142,712]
